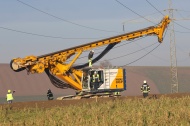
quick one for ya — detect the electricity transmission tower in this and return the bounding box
[168,0,179,93]
[121,1,190,93]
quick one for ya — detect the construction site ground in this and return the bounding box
[0,93,190,109]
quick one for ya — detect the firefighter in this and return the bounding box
[6,90,15,104]
[114,91,120,96]
[47,89,54,100]
[92,71,100,90]
[88,50,94,68]
[141,80,150,98]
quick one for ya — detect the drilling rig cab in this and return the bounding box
[81,68,126,93]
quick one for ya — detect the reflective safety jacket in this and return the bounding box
[114,92,120,95]
[6,93,14,101]
[88,59,92,67]
[141,83,150,93]
[93,74,99,82]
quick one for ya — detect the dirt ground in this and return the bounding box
[1,93,190,109]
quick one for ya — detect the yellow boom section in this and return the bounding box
[10,15,170,90]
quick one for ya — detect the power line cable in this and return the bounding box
[134,43,168,62]
[174,30,190,33]
[104,42,158,61]
[16,0,119,33]
[176,10,186,19]
[171,9,190,19]
[115,0,156,25]
[121,43,161,66]
[145,0,190,31]
[0,26,100,40]
[122,11,160,24]
[145,0,165,16]
[177,9,190,13]
[174,21,190,31]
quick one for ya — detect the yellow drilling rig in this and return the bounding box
[10,16,170,99]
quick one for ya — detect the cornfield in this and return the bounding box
[0,96,190,126]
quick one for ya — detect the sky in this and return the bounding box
[0,0,190,66]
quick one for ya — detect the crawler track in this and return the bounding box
[57,93,120,100]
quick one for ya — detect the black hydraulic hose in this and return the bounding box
[45,42,118,89]
[73,42,118,69]
[45,68,74,89]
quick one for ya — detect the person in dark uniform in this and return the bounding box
[47,89,54,100]
[141,80,150,98]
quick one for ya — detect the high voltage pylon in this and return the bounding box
[168,0,179,93]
